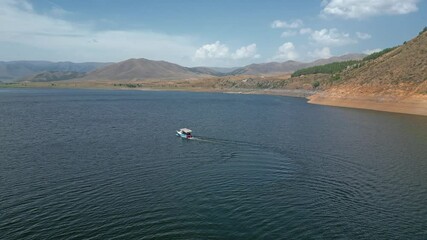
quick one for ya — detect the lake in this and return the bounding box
[1,88,426,239]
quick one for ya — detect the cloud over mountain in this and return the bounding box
[310,28,357,46]
[271,19,303,29]
[273,42,299,60]
[321,0,419,19]
[193,42,259,65]
[194,41,229,59]
[232,44,260,59]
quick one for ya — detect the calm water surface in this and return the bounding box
[1,88,426,239]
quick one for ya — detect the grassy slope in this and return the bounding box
[338,31,427,95]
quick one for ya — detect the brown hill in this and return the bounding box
[82,58,210,81]
[309,30,427,115]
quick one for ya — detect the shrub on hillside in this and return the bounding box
[311,81,320,88]
[291,60,359,77]
[362,47,397,61]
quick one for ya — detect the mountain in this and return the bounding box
[309,30,427,115]
[82,58,212,81]
[0,61,111,82]
[230,60,305,75]
[209,67,241,74]
[19,71,85,82]
[229,54,365,75]
[189,67,223,76]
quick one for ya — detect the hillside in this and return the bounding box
[308,30,427,115]
[81,58,212,81]
[230,54,365,75]
[19,71,85,82]
[188,67,223,76]
[0,61,110,82]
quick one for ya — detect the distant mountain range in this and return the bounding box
[19,71,86,82]
[0,61,111,82]
[1,54,366,82]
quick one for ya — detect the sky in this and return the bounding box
[0,0,426,67]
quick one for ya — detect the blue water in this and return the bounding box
[1,88,426,239]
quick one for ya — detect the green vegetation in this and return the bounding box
[291,60,360,77]
[291,43,401,80]
[0,83,25,88]
[329,74,341,82]
[311,81,320,88]
[362,47,397,61]
[113,83,143,88]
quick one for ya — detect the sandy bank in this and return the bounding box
[222,89,316,98]
[122,87,316,98]
[308,94,427,116]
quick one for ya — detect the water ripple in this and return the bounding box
[1,89,426,239]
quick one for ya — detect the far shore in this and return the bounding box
[0,82,315,98]
[1,82,426,116]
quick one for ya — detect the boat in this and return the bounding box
[176,128,193,139]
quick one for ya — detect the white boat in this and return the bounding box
[176,128,193,139]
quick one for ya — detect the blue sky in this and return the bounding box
[0,0,425,67]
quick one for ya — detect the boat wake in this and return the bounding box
[191,136,281,153]
[189,137,219,143]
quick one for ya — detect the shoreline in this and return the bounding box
[308,95,427,116]
[1,83,426,116]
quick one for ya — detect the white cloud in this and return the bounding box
[281,31,297,38]
[356,32,371,40]
[271,19,303,29]
[273,42,299,60]
[322,0,419,19]
[231,43,259,59]
[363,48,382,54]
[299,28,313,35]
[194,42,260,61]
[194,41,229,59]
[308,47,332,59]
[0,0,197,64]
[310,28,356,46]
